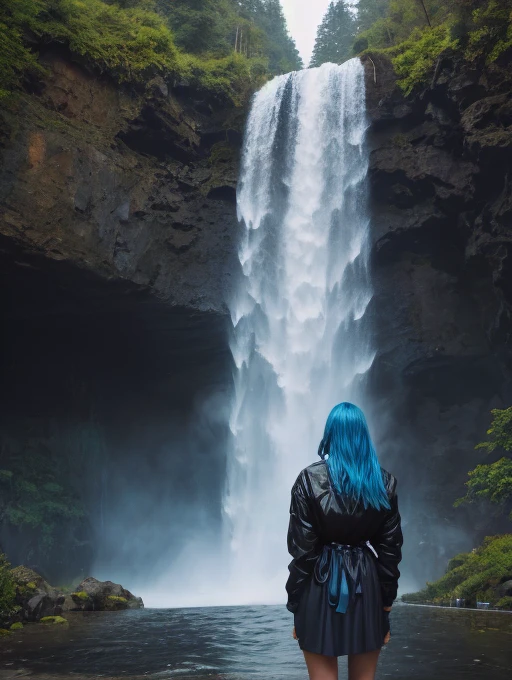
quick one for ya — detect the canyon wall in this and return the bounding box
[363,52,512,585]
[0,50,241,581]
[0,48,511,587]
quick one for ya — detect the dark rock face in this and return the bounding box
[0,52,240,583]
[0,52,240,313]
[362,53,512,586]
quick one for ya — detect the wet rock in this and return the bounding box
[11,567,143,620]
[11,566,63,622]
[0,50,241,314]
[364,52,512,584]
[72,577,143,611]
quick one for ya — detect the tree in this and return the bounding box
[310,1,356,68]
[257,0,302,72]
[156,0,236,55]
[455,408,512,519]
[356,0,390,33]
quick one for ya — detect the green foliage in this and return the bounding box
[465,1,512,62]
[254,0,302,73]
[0,0,47,97]
[158,0,235,55]
[0,554,17,624]
[0,0,301,103]
[10,622,23,630]
[455,458,512,512]
[495,595,512,609]
[356,0,390,33]
[402,534,512,608]
[475,407,512,453]
[0,448,85,558]
[353,0,512,92]
[310,1,356,68]
[456,408,512,518]
[37,0,181,82]
[178,52,268,105]
[390,24,459,95]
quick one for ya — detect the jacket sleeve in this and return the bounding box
[371,476,403,608]
[285,472,321,613]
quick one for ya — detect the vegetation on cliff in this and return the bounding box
[0,555,17,624]
[310,1,512,93]
[0,448,85,562]
[0,0,301,103]
[402,534,512,608]
[455,408,512,520]
[405,408,512,609]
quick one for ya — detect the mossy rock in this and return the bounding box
[71,591,90,601]
[40,616,68,625]
[104,595,128,610]
[0,629,12,636]
[10,622,23,631]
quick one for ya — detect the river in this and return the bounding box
[1,604,510,679]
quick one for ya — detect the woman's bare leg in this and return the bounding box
[348,649,381,680]
[303,651,338,680]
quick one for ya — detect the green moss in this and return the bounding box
[495,595,512,609]
[0,628,12,636]
[390,24,459,95]
[26,582,37,590]
[0,554,17,624]
[40,615,68,624]
[0,0,269,105]
[402,534,512,608]
[71,591,90,600]
[10,622,23,631]
[106,595,127,603]
[465,1,512,63]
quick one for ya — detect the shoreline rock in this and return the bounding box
[11,566,143,623]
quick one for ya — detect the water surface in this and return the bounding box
[0,604,510,679]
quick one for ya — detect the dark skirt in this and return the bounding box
[294,545,386,657]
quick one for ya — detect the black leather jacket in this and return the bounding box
[286,461,403,612]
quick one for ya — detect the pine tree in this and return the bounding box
[355,0,390,32]
[310,1,356,68]
[258,0,303,72]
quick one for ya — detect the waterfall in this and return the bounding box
[224,59,374,603]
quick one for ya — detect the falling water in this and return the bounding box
[224,59,374,603]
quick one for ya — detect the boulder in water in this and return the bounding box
[11,566,63,622]
[11,567,143,620]
[70,577,144,611]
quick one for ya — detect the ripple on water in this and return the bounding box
[0,604,510,680]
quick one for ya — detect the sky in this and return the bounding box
[280,0,332,66]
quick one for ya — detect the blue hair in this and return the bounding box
[318,402,390,511]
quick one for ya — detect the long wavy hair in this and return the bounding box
[318,402,390,510]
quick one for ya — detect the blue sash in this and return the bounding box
[314,543,368,614]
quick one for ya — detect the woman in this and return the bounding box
[286,402,403,680]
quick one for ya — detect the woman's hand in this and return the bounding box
[292,626,298,640]
[383,606,392,644]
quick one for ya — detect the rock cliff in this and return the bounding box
[0,50,241,581]
[1,47,511,587]
[0,50,241,312]
[363,51,512,584]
